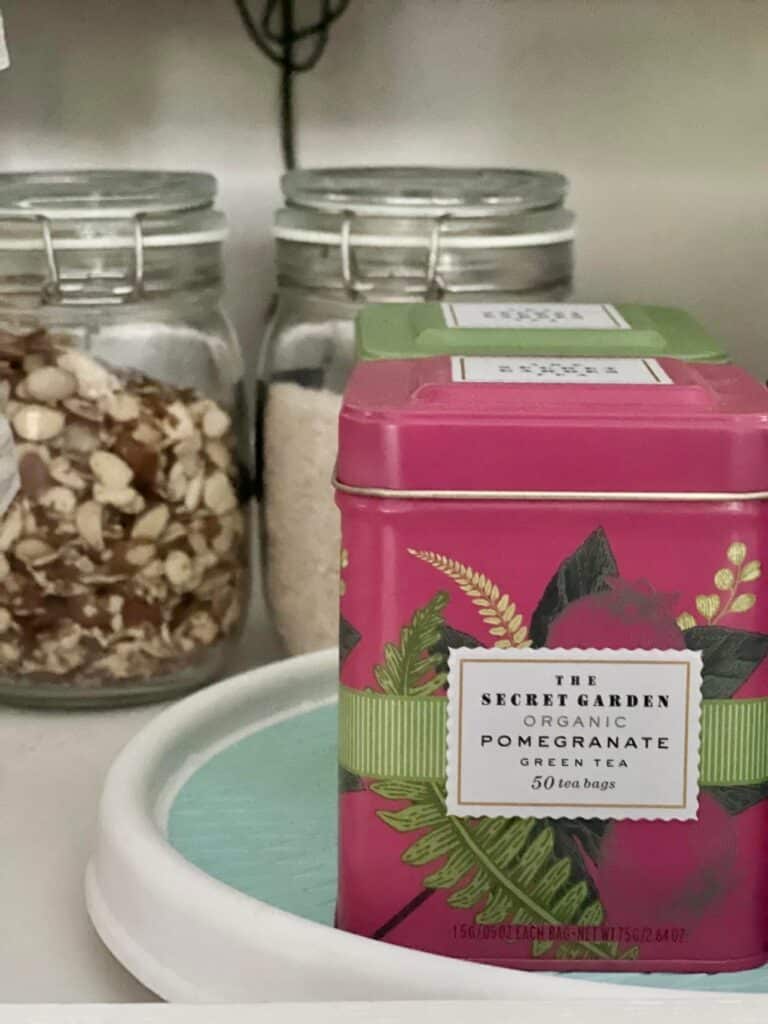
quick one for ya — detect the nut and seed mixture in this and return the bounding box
[0,328,246,688]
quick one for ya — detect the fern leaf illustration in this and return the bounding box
[407,550,531,649]
[373,591,450,696]
[372,779,632,961]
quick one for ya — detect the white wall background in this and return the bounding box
[0,0,766,371]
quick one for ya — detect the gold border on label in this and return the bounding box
[455,656,692,811]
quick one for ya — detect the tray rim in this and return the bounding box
[85,648,760,1003]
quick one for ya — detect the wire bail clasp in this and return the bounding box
[130,213,146,300]
[338,211,450,301]
[424,215,448,300]
[339,211,360,299]
[0,211,65,303]
[0,210,149,305]
[36,214,63,304]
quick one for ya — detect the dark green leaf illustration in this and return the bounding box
[530,527,618,647]
[683,625,768,699]
[548,818,611,900]
[373,591,449,697]
[443,625,483,649]
[552,818,610,867]
[339,766,365,794]
[431,623,483,682]
[339,616,362,666]
[371,779,637,962]
[706,782,768,816]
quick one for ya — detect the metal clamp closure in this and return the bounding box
[0,210,149,304]
[338,210,449,300]
[339,212,358,299]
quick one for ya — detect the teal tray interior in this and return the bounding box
[168,702,768,994]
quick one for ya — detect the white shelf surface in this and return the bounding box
[2,1003,768,1024]
[0,580,281,1003]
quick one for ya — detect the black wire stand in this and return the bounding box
[234,0,352,169]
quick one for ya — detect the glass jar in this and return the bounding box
[258,166,575,656]
[0,171,250,707]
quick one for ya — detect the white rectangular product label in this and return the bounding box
[442,303,631,330]
[446,647,703,821]
[451,355,672,384]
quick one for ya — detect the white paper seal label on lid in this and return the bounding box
[446,647,703,821]
[0,414,19,515]
[451,355,673,385]
[442,302,631,330]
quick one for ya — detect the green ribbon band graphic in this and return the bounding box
[338,687,768,788]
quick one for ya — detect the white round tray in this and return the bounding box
[85,649,760,1003]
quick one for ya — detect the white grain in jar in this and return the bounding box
[259,167,575,654]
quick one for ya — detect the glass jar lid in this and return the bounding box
[0,171,228,307]
[0,170,227,251]
[282,166,568,218]
[273,166,574,297]
[275,166,574,254]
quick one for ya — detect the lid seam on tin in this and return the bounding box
[273,226,575,248]
[334,479,768,502]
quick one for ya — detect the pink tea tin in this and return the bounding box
[335,353,768,973]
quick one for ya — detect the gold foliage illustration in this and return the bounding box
[677,541,761,629]
[407,550,531,649]
[727,542,747,566]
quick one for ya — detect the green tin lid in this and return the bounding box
[356,302,728,363]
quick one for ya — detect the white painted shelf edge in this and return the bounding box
[3,1003,768,1024]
